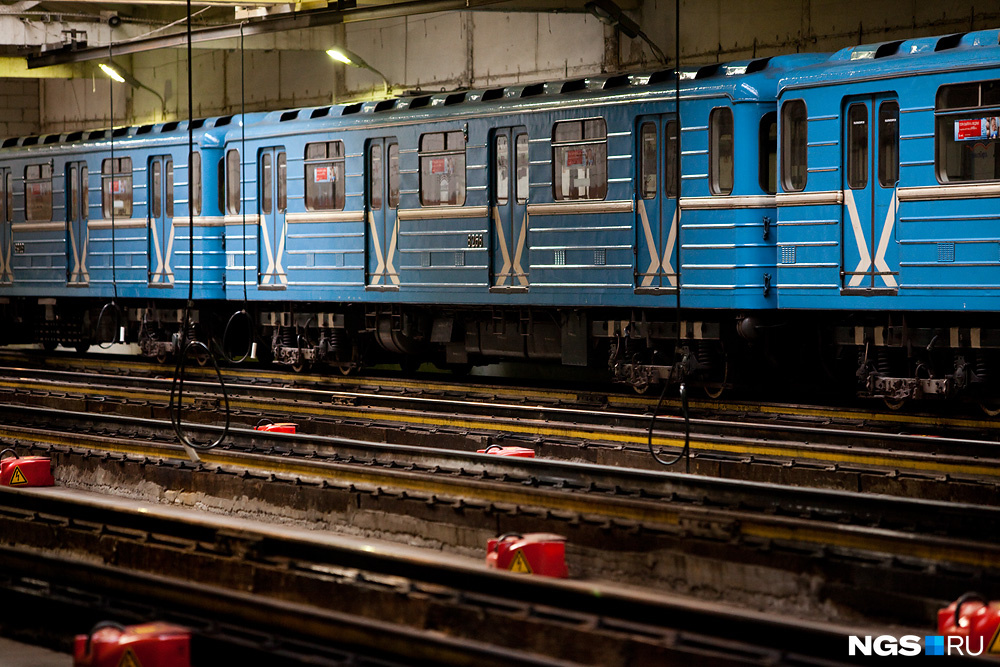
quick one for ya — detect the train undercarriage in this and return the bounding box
[2,296,1000,413]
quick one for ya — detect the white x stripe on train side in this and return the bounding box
[637,199,678,287]
[844,188,897,289]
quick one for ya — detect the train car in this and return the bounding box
[0,116,243,354]
[215,55,820,390]
[774,29,1000,408]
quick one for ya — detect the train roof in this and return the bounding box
[232,52,828,143]
[777,28,1000,93]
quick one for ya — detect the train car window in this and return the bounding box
[709,107,734,195]
[640,122,656,199]
[151,161,162,218]
[878,102,899,187]
[758,112,777,195]
[552,118,607,201]
[100,158,131,219]
[935,80,1000,183]
[847,103,869,189]
[24,163,52,222]
[69,165,79,222]
[388,143,400,209]
[370,144,383,209]
[304,141,345,211]
[190,152,202,216]
[226,149,240,214]
[781,100,808,192]
[260,153,272,215]
[277,152,287,213]
[515,134,529,203]
[665,121,678,197]
[495,134,509,205]
[80,167,87,221]
[419,130,466,206]
[165,160,174,218]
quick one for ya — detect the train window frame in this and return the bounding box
[370,143,383,210]
[260,153,272,215]
[639,122,657,199]
[388,142,400,209]
[24,163,53,222]
[304,141,346,212]
[709,107,734,196]
[878,101,900,188]
[151,160,161,218]
[165,160,174,218]
[781,99,808,192]
[935,79,1000,184]
[846,103,869,190]
[225,149,240,215]
[552,117,608,201]
[419,130,466,207]
[758,112,777,195]
[515,133,529,203]
[276,151,287,214]
[5,172,12,223]
[100,157,131,219]
[189,152,202,216]
[495,134,509,206]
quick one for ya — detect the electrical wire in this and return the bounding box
[647,382,690,471]
[169,0,230,452]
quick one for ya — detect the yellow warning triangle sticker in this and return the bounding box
[988,623,1000,653]
[118,647,143,667]
[508,550,533,574]
[8,466,27,486]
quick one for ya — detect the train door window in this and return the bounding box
[226,149,241,214]
[260,153,272,215]
[781,99,808,192]
[935,79,1000,182]
[665,120,678,197]
[189,152,202,216]
[495,134,509,205]
[276,152,286,213]
[5,172,11,223]
[165,160,174,218]
[639,122,657,199]
[552,118,607,201]
[304,141,345,211]
[151,161,162,218]
[515,134,529,203]
[387,143,400,208]
[24,163,52,222]
[68,165,79,222]
[878,101,899,187]
[80,167,88,221]
[419,130,466,206]
[847,103,869,189]
[101,158,132,218]
[370,143,383,209]
[758,112,778,195]
[709,107,734,195]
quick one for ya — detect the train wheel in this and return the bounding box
[337,363,354,376]
[700,342,729,399]
[883,396,907,411]
[292,360,310,373]
[195,352,210,367]
[979,400,1000,418]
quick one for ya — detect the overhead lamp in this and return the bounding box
[326,46,390,98]
[585,0,668,65]
[99,60,166,115]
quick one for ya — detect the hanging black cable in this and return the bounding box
[169,0,230,451]
[647,382,690,471]
[222,21,253,364]
[96,43,123,350]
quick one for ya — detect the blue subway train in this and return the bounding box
[0,28,999,408]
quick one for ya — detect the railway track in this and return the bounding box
[0,355,997,505]
[1,402,997,629]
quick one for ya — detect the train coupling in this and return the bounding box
[865,374,952,401]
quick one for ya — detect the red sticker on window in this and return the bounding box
[566,149,584,166]
[431,158,446,174]
[314,166,333,183]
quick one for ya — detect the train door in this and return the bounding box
[66,162,89,286]
[634,115,679,292]
[841,94,899,294]
[365,137,399,288]
[489,127,529,290]
[258,147,287,288]
[148,156,174,286]
[0,169,12,285]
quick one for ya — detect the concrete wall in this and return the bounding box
[0,78,39,138]
[26,2,1000,134]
